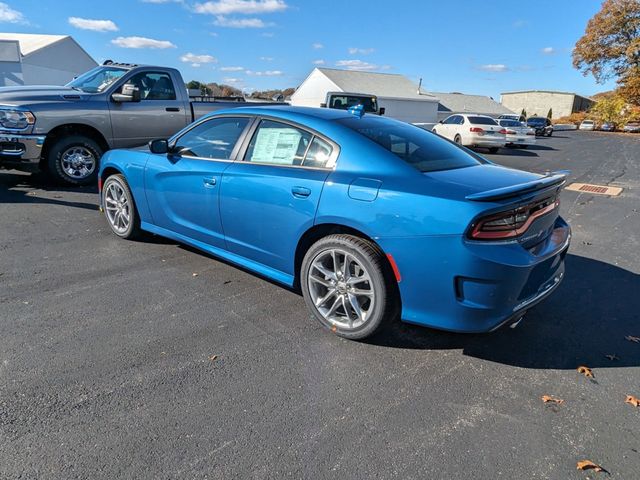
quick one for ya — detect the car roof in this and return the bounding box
[208,105,359,122]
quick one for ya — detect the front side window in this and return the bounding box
[66,66,127,93]
[124,72,176,100]
[337,115,484,173]
[174,117,250,159]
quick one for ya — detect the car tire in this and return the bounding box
[102,174,142,240]
[488,147,499,154]
[454,134,462,145]
[547,130,553,137]
[300,234,398,340]
[48,135,103,186]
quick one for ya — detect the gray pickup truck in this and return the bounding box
[0,62,270,185]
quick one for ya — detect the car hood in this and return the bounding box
[0,85,89,105]
[423,164,544,199]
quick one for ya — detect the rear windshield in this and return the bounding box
[329,95,378,113]
[499,119,521,127]
[467,116,498,125]
[528,117,546,124]
[337,115,483,172]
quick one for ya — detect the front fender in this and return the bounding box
[99,149,152,223]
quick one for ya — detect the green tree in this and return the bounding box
[573,0,640,105]
[591,94,627,126]
[521,108,527,119]
[547,108,553,119]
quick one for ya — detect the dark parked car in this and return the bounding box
[526,117,553,136]
[600,122,615,132]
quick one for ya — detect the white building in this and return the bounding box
[501,90,595,119]
[290,68,439,124]
[433,92,515,121]
[0,33,97,87]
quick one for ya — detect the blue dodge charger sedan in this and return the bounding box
[99,106,570,340]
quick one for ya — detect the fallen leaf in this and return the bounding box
[192,273,199,277]
[577,366,594,378]
[209,354,218,362]
[576,460,606,473]
[331,325,337,333]
[223,280,232,285]
[626,395,640,407]
[541,395,564,404]
[626,335,640,343]
[604,354,619,361]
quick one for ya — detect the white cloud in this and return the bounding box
[348,47,374,55]
[313,59,325,65]
[261,32,274,37]
[223,77,241,84]
[312,42,323,49]
[111,36,176,49]
[335,59,379,71]
[213,15,269,27]
[180,52,217,65]
[245,70,283,76]
[194,0,287,14]
[541,47,555,55]
[68,17,118,32]
[220,66,245,71]
[141,0,184,3]
[513,19,526,28]
[259,56,274,61]
[0,2,25,23]
[478,64,509,72]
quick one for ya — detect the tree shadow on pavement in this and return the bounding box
[369,254,640,369]
[0,168,98,211]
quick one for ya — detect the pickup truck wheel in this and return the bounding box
[48,135,103,186]
[102,174,142,240]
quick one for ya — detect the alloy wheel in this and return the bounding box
[307,248,375,330]
[61,146,96,180]
[104,181,131,234]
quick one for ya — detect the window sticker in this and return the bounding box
[250,128,302,164]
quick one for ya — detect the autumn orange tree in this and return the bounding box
[573,0,640,105]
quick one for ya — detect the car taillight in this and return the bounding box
[468,197,560,240]
[504,129,516,134]
[470,127,484,134]
[499,129,509,134]
[98,176,103,192]
[526,131,535,135]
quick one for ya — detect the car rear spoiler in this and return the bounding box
[465,170,569,202]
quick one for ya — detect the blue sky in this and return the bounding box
[0,0,617,98]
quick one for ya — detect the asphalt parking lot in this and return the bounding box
[1,131,639,479]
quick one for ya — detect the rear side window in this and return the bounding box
[338,115,483,172]
[467,116,498,125]
[245,120,334,168]
[175,117,250,159]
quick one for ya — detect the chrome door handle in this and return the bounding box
[203,177,217,187]
[291,186,311,198]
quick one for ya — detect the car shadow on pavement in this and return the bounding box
[0,169,98,211]
[369,254,640,370]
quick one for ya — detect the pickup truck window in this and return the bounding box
[66,66,127,93]
[175,117,250,160]
[124,72,177,100]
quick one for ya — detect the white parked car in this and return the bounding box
[497,119,537,147]
[432,114,507,153]
[579,120,596,131]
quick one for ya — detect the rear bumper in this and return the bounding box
[506,135,536,146]
[377,216,571,333]
[467,134,506,147]
[0,133,45,162]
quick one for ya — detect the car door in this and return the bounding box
[144,116,252,249]
[435,115,454,139]
[219,118,337,276]
[109,70,189,148]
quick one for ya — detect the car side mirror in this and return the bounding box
[112,83,141,103]
[378,107,385,116]
[438,120,443,124]
[320,102,327,108]
[149,138,169,154]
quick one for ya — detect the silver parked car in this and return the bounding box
[497,119,536,147]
